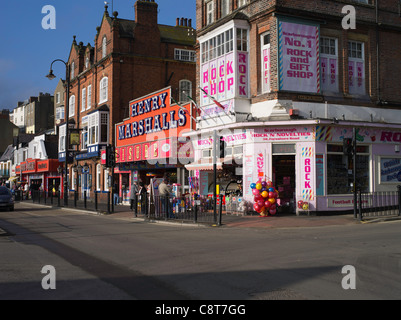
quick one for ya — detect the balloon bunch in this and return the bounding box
[250,179,278,217]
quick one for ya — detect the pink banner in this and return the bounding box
[262,47,271,93]
[321,57,338,92]
[279,21,320,93]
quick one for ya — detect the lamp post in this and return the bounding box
[46,59,70,206]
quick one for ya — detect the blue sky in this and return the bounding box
[0,0,196,110]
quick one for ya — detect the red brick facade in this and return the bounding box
[62,0,196,191]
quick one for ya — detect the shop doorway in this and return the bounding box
[273,155,296,214]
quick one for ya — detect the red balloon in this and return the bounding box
[254,203,261,212]
[264,201,272,209]
[252,189,260,196]
[257,200,265,207]
[268,192,276,199]
[254,194,263,201]
[269,209,277,215]
[270,204,276,211]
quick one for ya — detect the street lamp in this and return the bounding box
[46,59,70,206]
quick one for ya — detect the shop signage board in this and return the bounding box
[278,20,320,93]
[115,87,195,164]
[316,126,401,144]
[250,127,316,142]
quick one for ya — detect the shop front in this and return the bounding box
[115,87,196,203]
[187,121,401,215]
[17,159,62,194]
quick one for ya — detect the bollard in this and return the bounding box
[134,194,138,217]
[218,194,223,226]
[397,186,401,216]
[107,191,111,214]
[358,189,362,221]
[165,195,168,221]
[95,191,98,211]
[74,191,77,207]
[193,195,198,224]
[57,191,61,207]
[84,191,87,209]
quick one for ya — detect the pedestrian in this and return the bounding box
[158,178,172,218]
[113,183,119,205]
[139,182,147,215]
[130,181,139,212]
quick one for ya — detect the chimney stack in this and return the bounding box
[135,0,158,26]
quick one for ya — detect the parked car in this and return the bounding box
[0,186,14,211]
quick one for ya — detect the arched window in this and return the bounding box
[99,77,108,103]
[179,80,192,103]
[102,36,107,58]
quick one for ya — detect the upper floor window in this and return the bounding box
[221,0,230,18]
[56,92,61,104]
[179,80,192,103]
[261,33,271,94]
[201,28,233,63]
[206,0,214,25]
[99,77,108,104]
[320,37,339,93]
[81,88,86,112]
[237,28,248,52]
[88,112,109,146]
[102,36,107,59]
[175,49,196,62]
[85,56,90,69]
[348,40,365,95]
[69,95,75,117]
[238,0,248,7]
[87,85,92,110]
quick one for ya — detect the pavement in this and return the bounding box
[4,202,401,230]
[92,204,401,229]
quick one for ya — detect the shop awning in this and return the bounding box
[185,159,223,171]
[8,176,18,182]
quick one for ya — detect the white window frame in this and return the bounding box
[87,85,92,110]
[88,111,109,147]
[174,49,196,62]
[56,92,60,104]
[221,0,229,18]
[206,0,214,25]
[69,95,75,117]
[96,164,101,191]
[320,36,339,93]
[99,77,108,104]
[81,88,86,112]
[104,168,110,192]
[348,40,365,95]
[238,0,248,7]
[59,124,66,153]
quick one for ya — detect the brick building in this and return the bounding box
[186,0,401,215]
[58,0,196,201]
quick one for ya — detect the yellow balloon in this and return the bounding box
[256,183,262,190]
[261,191,269,198]
[268,198,276,204]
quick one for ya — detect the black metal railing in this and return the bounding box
[357,186,401,220]
[20,189,112,214]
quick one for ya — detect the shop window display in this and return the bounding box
[327,144,369,195]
